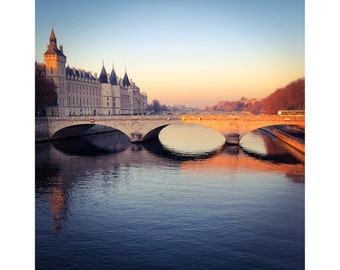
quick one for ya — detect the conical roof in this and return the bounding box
[50,28,56,41]
[99,65,108,84]
[43,28,65,57]
[122,72,130,87]
[49,28,57,48]
[110,66,117,85]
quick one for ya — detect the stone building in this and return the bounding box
[99,65,148,115]
[36,28,147,116]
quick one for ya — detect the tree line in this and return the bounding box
[205,77,305,115]
[261,77,305,114]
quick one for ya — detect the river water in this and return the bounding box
[35,123,304,270]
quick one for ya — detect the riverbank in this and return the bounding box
[260,125,305,154]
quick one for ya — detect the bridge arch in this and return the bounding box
[51,123,173,143]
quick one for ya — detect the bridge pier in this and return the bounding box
[225,133,240,145]
[130,132,143,143]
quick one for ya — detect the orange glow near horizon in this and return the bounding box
[180,148,304,182]
[133,62,304,107]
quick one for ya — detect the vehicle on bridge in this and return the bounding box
[277,110,304,116]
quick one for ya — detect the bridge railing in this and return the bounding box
[36,113,305,123]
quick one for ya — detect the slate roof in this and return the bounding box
[99,65,108,84]
[122,72,130,87]
[110,67,118,85]
[66,66,98,84]
[44,28,66,57]
[44,45,66,57]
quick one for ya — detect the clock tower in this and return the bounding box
[43,28,67,116]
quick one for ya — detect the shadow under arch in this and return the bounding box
[51,129,131,156]
[241,147,302,165]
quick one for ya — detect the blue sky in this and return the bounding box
[35,0,304,107]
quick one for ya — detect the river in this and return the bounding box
[35,123,304,270]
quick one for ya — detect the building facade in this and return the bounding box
[36,28,147,116]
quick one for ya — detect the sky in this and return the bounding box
[35,0,304,108]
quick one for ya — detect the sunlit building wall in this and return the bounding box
[37,28,148,116]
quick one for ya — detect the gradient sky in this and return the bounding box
[35,0,304,107]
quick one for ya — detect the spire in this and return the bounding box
[44,27,66,57]
[99,64,108,84]
[49,27,57,48]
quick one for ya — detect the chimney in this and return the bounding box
[59,45,63,52]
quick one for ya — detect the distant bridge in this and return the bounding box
[35,114,305,143]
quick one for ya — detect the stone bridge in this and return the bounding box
[35,114,305,143]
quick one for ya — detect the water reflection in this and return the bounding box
[181,144,304,183]
[159,123,226,156]
[240,130,304,165]
[143,137,223,161]
[46,175,68,231]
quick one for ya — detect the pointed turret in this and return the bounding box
[109,64,117,85]
[122,72,130,87]
[99,64,108,84]
[44,28,65,57]
[49,28,57,48]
